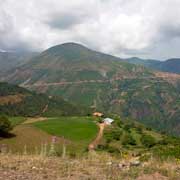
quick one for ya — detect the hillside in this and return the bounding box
[0,82,88,117]
[1,43,151,85]
[0,116,179,179]
[125,57,180,74]
[0,51,37,73]
[1,43,180,136]
[1,115,179,157]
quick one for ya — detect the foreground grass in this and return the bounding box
[0,153,179,180]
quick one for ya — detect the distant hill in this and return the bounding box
[2,43,151,85]
[0,82,88,117]
[0,51,38,73]
[1,43,180,136]
[125,57,180,74]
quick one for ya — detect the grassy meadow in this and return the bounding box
[33,117,98,143]
[0,116,99,155]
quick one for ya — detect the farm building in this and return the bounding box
[93,112,104,117]
[103,118,114,125]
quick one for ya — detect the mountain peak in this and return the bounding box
[46,42,89,51]
[60,42,86,47]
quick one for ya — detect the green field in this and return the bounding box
[0,116,98,154]
[33,117,98,143]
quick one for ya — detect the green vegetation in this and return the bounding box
[9,117,26,126]
[0,82,90,117]
[0,116,98,154]
[0,116,12,135]
[0,114,179,159]
[0,43,180,136]
[141,134,156,148]
[33,117,98,143]
[1,43,180,136]
[97,117,180,159]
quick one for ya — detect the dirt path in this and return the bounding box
[23,117,47,124]
[88,123,105,151]
[22,76,170,88]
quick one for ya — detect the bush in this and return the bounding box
[104,129,122,142]
[111,129,122,141]
[123,122,135,132]
[122,133,136,146]
[0,116,12,135]
[116,121,123,128]
[136,126,143,134]
[141,134,156,148]
[152,145,180,159]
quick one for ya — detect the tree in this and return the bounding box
[0,116,12,135]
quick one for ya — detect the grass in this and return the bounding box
[33,117,98,144]
[0,116,99,154]
[0,154,179,180]
[0,124,56,153]
[9,117,26,126]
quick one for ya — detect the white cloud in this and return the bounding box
[0,0,180,59]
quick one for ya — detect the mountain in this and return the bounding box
[0,82,88,117]
[0,51,38,73]
[125,57,180,74]
[1,43,180,136]
[2,43,152,85]
[160,59,180,74]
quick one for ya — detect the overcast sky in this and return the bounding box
[1,0,180,60]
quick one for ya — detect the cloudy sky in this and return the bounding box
[0,0,180,60]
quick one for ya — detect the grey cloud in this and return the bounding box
[46,13,87,30]
[0,0,180,59]
[160,24,180,40]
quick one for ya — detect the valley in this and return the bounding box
[0,43,180,180]
[1,1,180,179]
[1,43,180,136]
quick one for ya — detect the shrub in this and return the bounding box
[116,120,123,128]
[0,116,12,135]
[141,134,156,148]
[111,129,122,141]
[123,122,135,132]
[107,146,120,154]
[122,133,136,146]
[136,126,143,134]
[152,145,180,159]
[104,129,122,142]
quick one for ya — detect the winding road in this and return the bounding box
[88,123,105,151]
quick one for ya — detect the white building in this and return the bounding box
[103,118,114,125]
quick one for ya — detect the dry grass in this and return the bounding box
[0,124,68,153]
[0,152,179,180]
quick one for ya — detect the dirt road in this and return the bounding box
[23,117,47,124]
[88,123,105,151]
[21,75,172,88]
